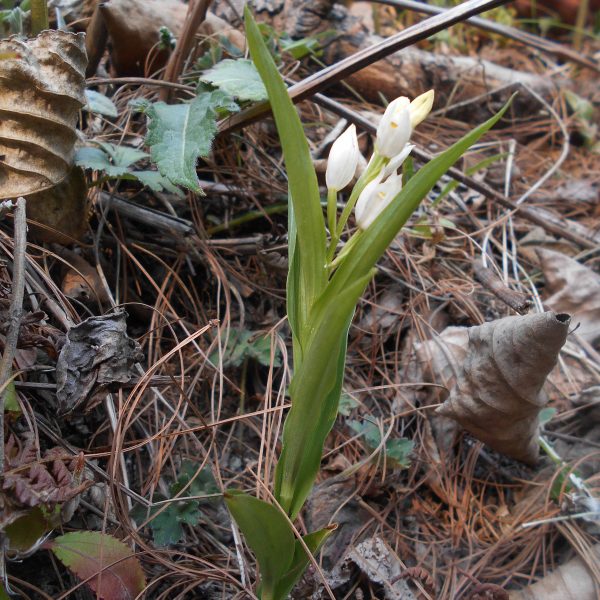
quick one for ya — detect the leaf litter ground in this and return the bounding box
[2,4,600,599]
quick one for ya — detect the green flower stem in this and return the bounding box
[326,188,338,249]
[538,435,590,496]
[31,0,49,35]
[328,230,363,273]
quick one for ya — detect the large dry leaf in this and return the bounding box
[510,543,600,600]
[0,30,86,199]
[100,0,187,75]
[436,312,570,464]
[537,248,600,345]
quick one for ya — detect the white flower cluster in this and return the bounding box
[325,90,434,230]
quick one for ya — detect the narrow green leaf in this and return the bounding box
[225,491,295,600]
[287,201,304,364]
[349,419,414,468]
[245,6,327,327]
[325,97,514,305]
[201,59,268,102]
[275,270,375,518]
[272,526,337,599]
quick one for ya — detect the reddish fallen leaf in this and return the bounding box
[46,532,146,600]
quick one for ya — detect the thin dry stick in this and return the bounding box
[0,197,26,591]
[374,0,599,73]
[218,0,511,134]
[160,0,212,102]
[0,197,27,473]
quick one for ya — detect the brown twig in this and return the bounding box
[160,0,212,102]
[473,259,532,314]
[374,0,599,74]
[0,197,27,474]
[218,0,512,134]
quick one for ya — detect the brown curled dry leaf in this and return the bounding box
[436,311,570,465]
[55,310,144,415]
[0,31,86,199]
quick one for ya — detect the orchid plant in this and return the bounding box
[225,8,512,600]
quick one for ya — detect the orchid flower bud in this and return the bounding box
[325,124,360,191]
[375,97,411,159]
[409,89,434,128]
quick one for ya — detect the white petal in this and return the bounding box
[375,98,412,159]
[355,174,383,230]
[382,143,414,178]
[326,124,360,190]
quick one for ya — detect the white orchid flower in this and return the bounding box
[375,90,434,159]
[325,124,360,191]
[355,143,414,230]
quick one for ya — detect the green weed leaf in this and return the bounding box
[131,461,217,547]
[84,90,118,117]
[212,328,282,368]
[134,90,239,194]
[75,143,183,196]
[201,59,268,102]
[142,502,201,547]
[5,506,50,554]
[348,419,414,468]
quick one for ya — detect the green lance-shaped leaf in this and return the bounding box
[323,97,515,308]
[245,7,327,342]
[275,270,375,518]
[225,491,295,600]
[271,525,337,600]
